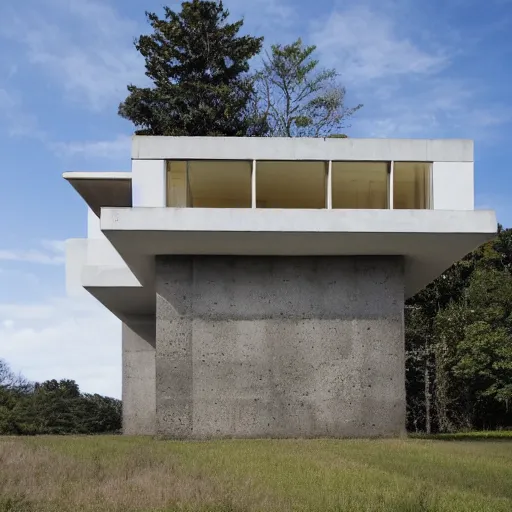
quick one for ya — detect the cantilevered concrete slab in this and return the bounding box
[64,172,132,216]
[100,207,496,299]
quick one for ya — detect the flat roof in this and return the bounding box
[63,172,132,216]
[132,136,474,162]
[63,172,132,180]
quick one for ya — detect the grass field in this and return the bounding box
[1,433,512,512]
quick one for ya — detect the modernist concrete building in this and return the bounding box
[65,136,496,438]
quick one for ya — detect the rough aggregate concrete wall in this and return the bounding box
[122,320,156,435]
[155,256,405,439]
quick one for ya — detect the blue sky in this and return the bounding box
[0,0,511,398]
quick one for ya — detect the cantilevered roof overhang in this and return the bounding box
[99,207,497,299]
[63,172,132,216]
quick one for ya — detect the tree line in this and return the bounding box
[0,361,121,435]
[406,227,512,432]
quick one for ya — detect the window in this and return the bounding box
[167,160,252,208]
[393,162,431,209]
[332,162,389,209]
[166,159,432,210]
[167,161,189,207]
[256,161,327,209]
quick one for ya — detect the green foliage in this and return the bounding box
[0,362,121,435]
[118,1,265,136]
[454,322,512,402]
[406,227,512,432]
[255,38,362,137]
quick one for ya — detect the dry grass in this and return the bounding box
[0,438,231,512]
[1,434,512,511]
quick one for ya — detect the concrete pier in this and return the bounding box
[153,255,406,439]
[122,320,156,435]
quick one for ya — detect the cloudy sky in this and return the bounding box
[0,0,511,398]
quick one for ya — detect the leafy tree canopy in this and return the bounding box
[255,38,362,137]
[0,360,121,436]
[119,1,265,136]
[407,226,512,433]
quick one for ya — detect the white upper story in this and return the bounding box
[129,136,475,211]
[64,136,496,316]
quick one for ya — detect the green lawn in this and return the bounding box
[1,433,512,512]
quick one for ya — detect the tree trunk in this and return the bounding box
[425,363,431,434]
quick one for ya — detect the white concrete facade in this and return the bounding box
[64,136,496,329]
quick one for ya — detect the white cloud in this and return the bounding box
[310,5,447,84]
[0,87,132,159]
[354,79,512,139]
[229,0,297,32]
[52,135,132,160]
[0,295,121,398]
[0,239,65,265]
[0,0,144,111]
[308,2,511,141]
[0,237,121,398]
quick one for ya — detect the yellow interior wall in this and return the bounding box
[332,162,388,209]
[189,161,251,208]
[393,163,430,209]
[167,161,189,207]
[167,160,252,208]
[256,161,326,209]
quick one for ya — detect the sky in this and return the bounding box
[0,0,511,398]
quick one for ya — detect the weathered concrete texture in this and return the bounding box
[122,318,156,435]
[155,256,405,439]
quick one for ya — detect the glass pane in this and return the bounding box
[166,160,252,208]
[332,162,389,209]
[167,161,189,207]
[393,162,430,209]
[256,161,327,208]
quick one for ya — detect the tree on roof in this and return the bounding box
[119,1,266,136]
[254,38,362,137]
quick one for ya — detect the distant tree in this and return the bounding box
[119,1,266,136]
[80,394,123,433]
[405,306,435,433]
[0,359,31,391]
[0,359,15,387]
[35,379,80,398]
[0,360,122,435]
[255,38,362,137]
[406,227,512,433]
[453,268,512,409]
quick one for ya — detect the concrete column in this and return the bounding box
[155,259,194,438]
[155,255,406,439]
[122,318,156,435]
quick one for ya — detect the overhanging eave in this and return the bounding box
[99,207,497,299]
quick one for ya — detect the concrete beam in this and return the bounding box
[101,207,495,235]
[132,136,474,162]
